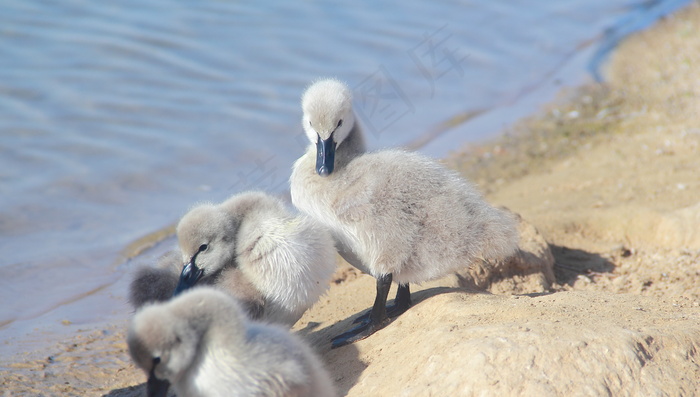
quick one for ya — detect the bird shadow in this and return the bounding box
[102,383,162,397]
[549,244,615,286]
[296,284,484,396]
[412,285,490,305]
[295,320,364,397]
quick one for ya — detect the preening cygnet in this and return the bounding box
[127,288,337,397]
[290,78,519,347]
[174,191,337,326]
[128,247,266,320]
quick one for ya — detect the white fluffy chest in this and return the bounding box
[290,155,376,267]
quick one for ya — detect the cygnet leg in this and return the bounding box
[352,283,412,324]
[331,273,393,348]
[388,283,412,317]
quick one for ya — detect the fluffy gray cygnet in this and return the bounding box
[290,78,519,347]
[173,191,337,327]
[128,288,337,397]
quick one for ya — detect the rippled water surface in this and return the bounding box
[0,0,690,355]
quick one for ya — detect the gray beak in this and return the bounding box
[173,261,204,296]
[316,133,336,177]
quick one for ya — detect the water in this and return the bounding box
[0,0,689,357]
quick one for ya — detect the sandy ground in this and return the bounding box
[2,3,700,396]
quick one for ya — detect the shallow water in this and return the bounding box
[0,0,690,357]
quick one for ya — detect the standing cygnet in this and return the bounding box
[290,78,519,347]
[128,288,337,397]
[174,191,337,326]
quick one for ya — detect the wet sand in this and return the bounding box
[2,3,700,395]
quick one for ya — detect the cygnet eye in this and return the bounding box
[198,244,208,253]
[309,120,313,127]
[337,119,343,128]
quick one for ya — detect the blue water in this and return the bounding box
[0,0,690,356]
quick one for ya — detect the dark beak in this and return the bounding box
[316,133,336,177]
[147,359,171,397]
[173,261,204,297]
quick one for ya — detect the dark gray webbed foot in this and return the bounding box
[331,316,392,349]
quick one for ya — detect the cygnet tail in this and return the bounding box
[479,207,520,261]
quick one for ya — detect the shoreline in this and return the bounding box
[2,3,700,395]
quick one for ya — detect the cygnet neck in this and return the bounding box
[333,120,366,171]
[198,303,247,348]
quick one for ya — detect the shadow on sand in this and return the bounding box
[550,244,615,286]
[296,284,488,396]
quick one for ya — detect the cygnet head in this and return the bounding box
[128,305,193,386]
[127,289,244,389]
[221,190,284,219]
[301,78,355,177]
[174,203,237,295]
